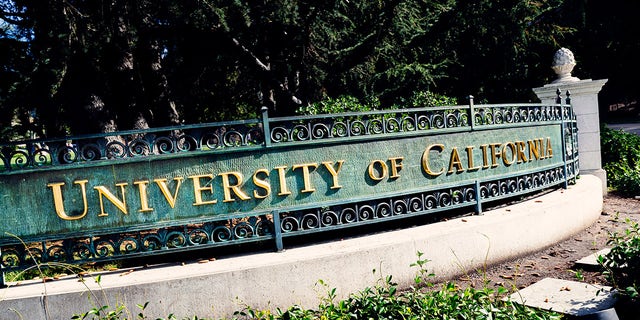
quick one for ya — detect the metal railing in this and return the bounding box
[0,90,578,287]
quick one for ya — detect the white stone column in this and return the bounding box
[532,48,608,193]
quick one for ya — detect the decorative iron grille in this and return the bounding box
[0,91,578,287]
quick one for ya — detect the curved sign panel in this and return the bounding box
[0,102,578,276]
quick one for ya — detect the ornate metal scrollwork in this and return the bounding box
[0,120,263,172]
[0,215,274,272]
[478,168,565,201]
[277,185,477,235]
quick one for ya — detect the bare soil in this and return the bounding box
[453,194,640,291]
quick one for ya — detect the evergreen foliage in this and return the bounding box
[601,126,640,197]
[0,0,637,139]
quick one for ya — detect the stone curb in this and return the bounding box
[0,175,603,319]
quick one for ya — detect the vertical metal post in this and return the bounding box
[0,247,5,288]
[468,95,475,130]
[261,106,272,148]
[474,180,483,215]
[566,90,577,183]
[272,211,284,252]
[561,121,569,189]
[559,90,569,189]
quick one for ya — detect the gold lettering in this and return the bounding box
[447,147,464,174]
[480,144,490,169]
[321,160,344,189]
[48,180,89,221]
[94,183,128,217]
[189,174,217,206]
[368,160,387,181]
[528,139,541,160]
[388,157,403,179]
[292,163,319,193]
[154,177,184,208]
[546,137,553,158]
[516,141,528,163]
[421,144,445,176]
[465,146,481,171]
[489,143,502,168]
[253,169,271,199]
[502,142,517,166]
[220,172,251,202]
[274,166,292,196]
[133,180,153,212]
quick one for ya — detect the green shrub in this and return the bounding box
[601,126,640,196]
[600,219,640,302]
[296,91,458,116]
[296,95,378,115]
[402,91,459,108]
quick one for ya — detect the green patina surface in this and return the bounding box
[0,124,562,242]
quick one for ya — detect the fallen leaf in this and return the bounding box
[531,273,541,277]
[461,219,468,222]
[120,270,134,277]
[540,256,550,260]
[500,275,514,279]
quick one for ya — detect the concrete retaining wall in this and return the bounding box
[0,175,603,319]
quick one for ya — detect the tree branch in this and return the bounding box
[231,37,271,72]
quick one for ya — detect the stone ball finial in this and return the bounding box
[551,48,580,84]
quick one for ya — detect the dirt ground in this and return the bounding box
[453,194,640,291]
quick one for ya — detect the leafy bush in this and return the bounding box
[296,91,458,116]
[296,95,379,115]
[601,126,640,196]
[401,91,459,108]
[600,219,640,302]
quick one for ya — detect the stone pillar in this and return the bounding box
[532,48,608,194]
